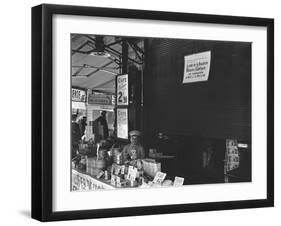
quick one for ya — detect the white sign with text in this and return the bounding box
[117,74,129,105]
[117,108,128,139]
[183,51,211,83]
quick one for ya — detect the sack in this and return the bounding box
[142,159,161,178]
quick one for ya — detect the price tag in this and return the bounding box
[116,176,121,188]
[173,176,184,186]
[127,166,137,181]
[153,172,166,184]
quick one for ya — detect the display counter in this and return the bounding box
[71,144,185,191]
[72,169,115,191]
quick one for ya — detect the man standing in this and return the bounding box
[71,114,81,158]
[94,111,109,140]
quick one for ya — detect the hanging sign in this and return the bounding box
[117,108,128,139]
[88,93,113,105]
[72,88,86,102]
[117,74,128,105]
[183,51,211,83]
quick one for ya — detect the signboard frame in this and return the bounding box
[71,88,87,102]
[87,92,114,106]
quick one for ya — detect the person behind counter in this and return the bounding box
[93,111,109,141]
[72,114,81,158]
[122,130,145,161]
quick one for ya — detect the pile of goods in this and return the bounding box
[111,148,123,165]
[73,145,185,189]
[86,157,106,177]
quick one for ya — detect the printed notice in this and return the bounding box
[183,51,211,83]
[117,74,128,105]
[225,139,240,171]
[117,108,128,139]
[153,172,166,184]
[173,176,184,186]
[72,88,86,102]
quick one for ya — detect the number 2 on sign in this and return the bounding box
[118,91,123,103]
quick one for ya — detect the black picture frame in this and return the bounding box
[32,4,274,222]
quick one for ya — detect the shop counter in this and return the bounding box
[72,169,115,191]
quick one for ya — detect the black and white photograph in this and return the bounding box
[30,3,274,222]
[71,34,252,191]
[0,0,278,225]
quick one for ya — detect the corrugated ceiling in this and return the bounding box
[71,34,144,94]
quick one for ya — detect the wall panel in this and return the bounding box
[144,38,251,141]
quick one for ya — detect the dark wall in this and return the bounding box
[144,38,251,142]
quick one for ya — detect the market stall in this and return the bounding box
[71,131,184,191]
[70,34,252,190]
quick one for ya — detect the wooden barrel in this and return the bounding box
[86,157,106,170]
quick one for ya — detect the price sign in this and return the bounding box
[117,74,128,105]
[225,139,240,171]
[127,166,137,182]
[117,108,128,139]
[183,51,211,83]
[88,93,113,105]
[153,172,166,184]
[173,176,184,186]
[72,88,86,102]
[121,165,125,175]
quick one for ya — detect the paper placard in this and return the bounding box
[183,51,211,83]
[173,177,184,186]
[225,139,240,171]
[127,166,137,181]
[117,74,128,105]
[153,172,166,184]
[117,108,128,139]
[72,88,86,102]
[88,93,113,105]
[116,176,122,188]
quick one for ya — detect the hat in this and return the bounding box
[129,130,141,136]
